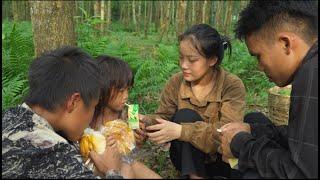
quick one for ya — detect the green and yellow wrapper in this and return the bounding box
[128,104,139,129]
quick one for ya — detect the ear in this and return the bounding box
[208,56,218,67]
[66,93,81,113]
[278,33,294,55]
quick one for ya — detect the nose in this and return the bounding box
[180,59,188,70]
[123,90,129,101]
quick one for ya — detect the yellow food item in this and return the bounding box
[79,128,106,160]
[228,158,239,169]
[101,119,135,155]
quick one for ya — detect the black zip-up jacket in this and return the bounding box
[230,41,318,178]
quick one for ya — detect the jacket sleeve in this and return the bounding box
[230,132,307,178]
[178,76,246,153]
[250,123,288,148]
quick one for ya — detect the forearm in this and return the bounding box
[250,124,288,148]
[231,132,307,178]
[178,121,220,154]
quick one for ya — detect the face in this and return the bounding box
[107,87,129,112]
[179,39,217,82]
[245,33,300,87]
[60,93,99,142]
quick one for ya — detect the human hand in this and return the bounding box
[146,118,182,144]
[220,122,250,159]
[134,122,147,148]
[89,136,121,174]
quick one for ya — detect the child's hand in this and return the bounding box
[134,122,146,148]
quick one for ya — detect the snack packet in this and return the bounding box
[127,104,139,129]
[101,119,136,155]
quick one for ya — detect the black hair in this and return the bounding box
[235,0,318,44]
[92,55,134,123]
[24,46,102,112]
[178,24,232,67]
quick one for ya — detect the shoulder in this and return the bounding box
[2,106,35,134]
[221,68,245,90]
[217,68,246,99]
[162,72,184,92]
[167,72,184,85]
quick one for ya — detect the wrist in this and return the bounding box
[105,169,122,178]
[121,155,135,165]
[176,124,182,139]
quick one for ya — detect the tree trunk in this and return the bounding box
[30,1,76,57]
[126,2,131,26]
[196,1,202,24]
[144,1,148,38]
[132,0,137,32]
[191,1,195,25]
[158,1,171,43]
[94,1,100,17]
[215,1,223,32]
[160,1,163,30]
[100,0,105,32]
[224,0,233,36]
[148,2,153,33]
[12,1,27,21]
[176,0,187,36]
[137,1,141,25]
[83,1,94,18]
[170,1,176,36]
[25,1,31,21]
[2,1,12,20]
[202,0,208,24]
[120,2,123,23]
[106,0,111,28]
[154,1,161,31]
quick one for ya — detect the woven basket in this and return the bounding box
[267,85,291,126]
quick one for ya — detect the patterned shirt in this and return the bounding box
[2,103,123,179]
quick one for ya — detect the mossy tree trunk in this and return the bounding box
[30,1,76,57]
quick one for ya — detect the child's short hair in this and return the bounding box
[24,46,102,111]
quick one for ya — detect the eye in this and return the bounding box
[189,58,198,63]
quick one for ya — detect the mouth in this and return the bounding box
[183,72,191,76]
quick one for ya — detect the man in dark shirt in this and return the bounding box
[219,1,318,178]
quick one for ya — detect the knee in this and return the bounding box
[244,112,272,125]
[171,108,203,123]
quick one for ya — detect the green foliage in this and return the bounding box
[2,20,273,116]
[2,74,29,110]
[2,20,33,110]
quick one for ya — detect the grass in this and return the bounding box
[2,19,275,178]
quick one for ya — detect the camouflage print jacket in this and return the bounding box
[2,103,122,179]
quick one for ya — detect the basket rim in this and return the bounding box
[268,85,292,97]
